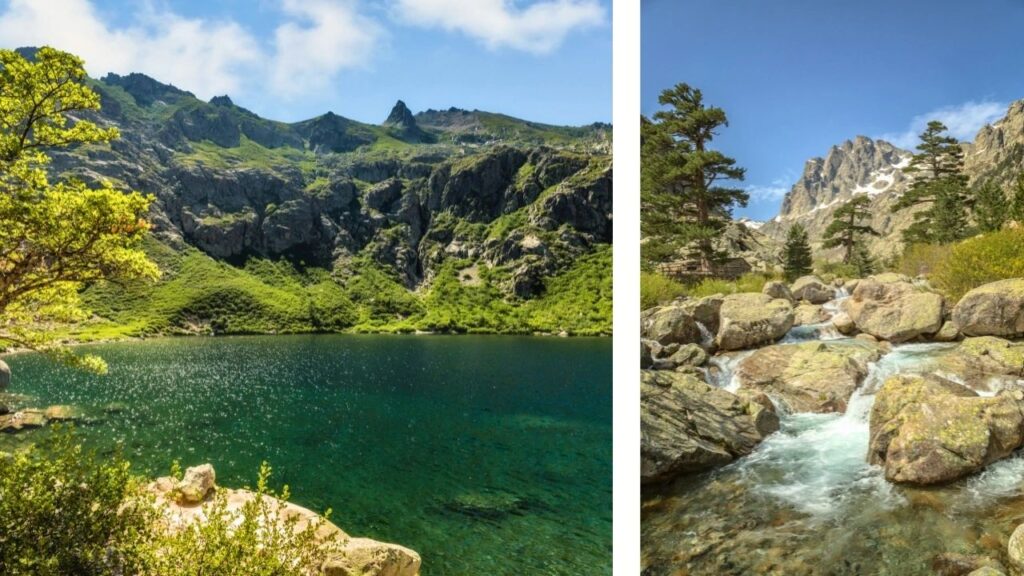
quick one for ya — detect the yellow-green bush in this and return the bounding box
[684,272,776,299]
[640,271,687,310]
[930,228,1024,300]
[895,243,952,278]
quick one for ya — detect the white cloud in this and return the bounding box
[880,100,1008,149]
[271,0,383,96]
[392,0,605,54]
[0,0,382,100]
[746,177,791,202]
[0,0,262,98]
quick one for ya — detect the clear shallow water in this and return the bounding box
[2,335,612,576]
[643,327,1024,575]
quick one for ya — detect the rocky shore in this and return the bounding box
[642,274,1024,575]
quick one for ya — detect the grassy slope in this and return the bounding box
[71,238,611,340]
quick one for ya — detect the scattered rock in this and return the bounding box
[715,293,794,351]
[640,340,654,369]
[761,280,793,303]
[934,321,961,342]
[43,405,84,422]
[868,374,1024,485]
[640,371,778,484]
[793,303,827,326]
[641,304,702,346]
[791,275,833,304]
[953,279,1024,338]
[844,275,944,342]
[174,463,217,504]
[735,341,882,413]
[832,311,857,335]
[656,343,708,370]
[0,409,46,433]
[1009,522,1024,575]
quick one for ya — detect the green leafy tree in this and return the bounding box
[973,181,1008,232]
[891,121,970,244]
[1009,174,1024,224]
[783,223,813,281]
[641,84,747,271]
[0,47,158,372]
[822,195,879,262]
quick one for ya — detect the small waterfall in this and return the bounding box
[707,350,753,392]
[695,321,715,349]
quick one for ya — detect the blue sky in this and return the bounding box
[643,0,1024,221]
[0,0,610,125]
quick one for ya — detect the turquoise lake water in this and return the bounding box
[1,335,612,575]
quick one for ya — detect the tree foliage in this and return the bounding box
[641,84,747,269]
[891,121,970,245]
[972,181,1008,233]
[822,195,878,262]
[0,47,157,372]
[783,223,813,281]
[1010,174,1024,224]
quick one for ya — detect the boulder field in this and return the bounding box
[639,274,1024,492]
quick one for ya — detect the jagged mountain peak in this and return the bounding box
[101,71,194,107]
[384,100,416,128]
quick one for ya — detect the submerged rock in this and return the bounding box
[735,341,882,413]
[444,490,527,519]
[0,409,46,433]
[953,279,1024,338]
[791,275,833,304]
[868,374,1024,485]
[640,371,778,484]
[845,275,944,342]
[715,293,794,351]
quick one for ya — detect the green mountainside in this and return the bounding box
[40,61,612,339]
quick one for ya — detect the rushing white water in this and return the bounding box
[707,350,754,392]
[695,321,715,349]
[729,335,954,516]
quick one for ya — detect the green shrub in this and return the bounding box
[0,430,337,576]
[931,228,1024,300]
[685,272,775,299]
[815,260,859,282]
[0,428,157,576]
[640,271,687,309]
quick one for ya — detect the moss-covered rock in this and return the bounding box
[844,276,944,342]
[793,303,827,326]
[953,278,1024,338]
[791,275,834,304]
[715,293,794,351]
[735,341,882,413]
[868,374,1024,485]
[640,371,779,484]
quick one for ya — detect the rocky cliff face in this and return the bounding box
[762,99,1024,258]
[52,70,611,302]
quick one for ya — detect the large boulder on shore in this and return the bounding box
[934,336,1024,392]
[868,374,1024,485]
[844,275,944,342]
[641,296,722,347]
[735,341,882,413]
[793,303,827,326]
[715,293,794,351]
[640,371,778,484]
[151,464,422,576]
[953,279,1024,338]
[791,275,833,304]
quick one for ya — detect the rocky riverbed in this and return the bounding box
[642,275,1024,575]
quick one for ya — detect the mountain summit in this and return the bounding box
[383,99,431,143]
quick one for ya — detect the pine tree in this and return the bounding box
[821,195,879,262]
[1009,174,1024,225]
[641,83,748,271]
[973,181,1008,232]
[849,241,876,277]
[783,223,813,281]
[891,120,970,244]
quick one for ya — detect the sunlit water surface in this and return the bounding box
[2,335,611,576]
